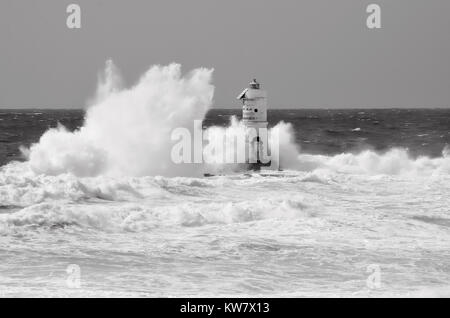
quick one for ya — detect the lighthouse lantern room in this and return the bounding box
[237,79,268,125]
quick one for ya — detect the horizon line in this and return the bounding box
[1,106,450,111]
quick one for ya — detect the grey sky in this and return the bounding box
[0,0,449,109]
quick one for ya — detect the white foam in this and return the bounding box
[292,148,450,176]
[26,62,214,177]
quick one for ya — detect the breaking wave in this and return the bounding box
[25,62,215,177]
[3,146,449,206]
[1,146,449,235]
[2,63,450,297]
[290,147,450,176]
[0,178,313,233]
[1,61,449,236]
[18,61,450,180]
[23,61,300,178]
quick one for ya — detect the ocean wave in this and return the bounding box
[1,145,449,210]
[286,147,450,177]
[0,162,168,206]
[0,195,314,234]
[24,62,214,178]
[16,62,449,180]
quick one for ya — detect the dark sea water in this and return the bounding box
[1,108,449,166]
[205,108,450,158]
[0,109,84,166]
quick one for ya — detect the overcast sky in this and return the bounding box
[0,0,449,109]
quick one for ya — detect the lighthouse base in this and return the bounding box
[244,160,272,171]
[203,160,273,177]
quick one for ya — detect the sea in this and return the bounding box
[1,107,449,297]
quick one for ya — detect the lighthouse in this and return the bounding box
[237,79,271,170]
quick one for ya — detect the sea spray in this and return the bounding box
[200,117,300,173]
[22,61,449,178]
[294,147,450,176]
[26,62,215,177]
[25,62,301,177]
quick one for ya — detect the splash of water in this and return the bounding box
[201,116,300,173]
[23,61,450,179]
[25,61,301,177]
[293,147,450,176]
[27,62,215,177]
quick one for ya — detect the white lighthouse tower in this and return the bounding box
[237,79,270,169]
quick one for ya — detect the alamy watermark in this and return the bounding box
[366,264,382,289]
[66,264,81,289]
[64,4,382,32]
[66,4,81,29]
[366,4,381,29]
[170,120,280,169]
